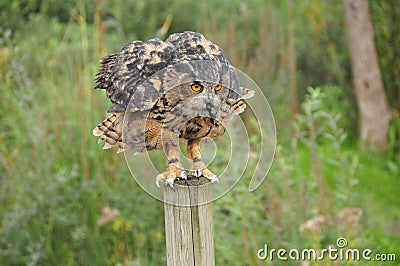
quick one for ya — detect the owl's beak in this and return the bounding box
[206,102,217,118]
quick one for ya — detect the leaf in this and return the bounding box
[339,132,348,144]
[350,178,359,187]
[327,158,340,166]
[324,132,336,142]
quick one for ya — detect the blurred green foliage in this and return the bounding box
[370,0,400,155]
[370,0,400,111]
[1,0,399,265]
[0,1,77,29]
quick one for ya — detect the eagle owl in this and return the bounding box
[93,31,254,188]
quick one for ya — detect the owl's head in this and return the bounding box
[180,80,230,118]
[126,60,253,117]
[157,60,241,118]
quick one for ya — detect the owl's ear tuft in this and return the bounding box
[240,87,255,99]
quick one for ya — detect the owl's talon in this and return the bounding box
[156,174,164,188]
[180,171,187,180]
[206,175,220,184]
[194,169,202,178]
[189,161,220,183]
[156,163,183,189]
[166,177,175,190]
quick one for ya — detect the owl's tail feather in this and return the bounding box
[93,113,125,153]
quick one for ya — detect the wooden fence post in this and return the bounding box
[163,177,214,266]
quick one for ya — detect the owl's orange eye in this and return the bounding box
[214,84,223,91]
[191,83,203,92]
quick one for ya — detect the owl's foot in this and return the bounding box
[156,163,187,189]
[190,160,220,184]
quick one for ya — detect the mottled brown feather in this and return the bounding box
[93,31,254,156]
[93,113,123,150]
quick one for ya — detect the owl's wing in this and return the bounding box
[166,31,228,64]
[94,39,180,113]
[95,31,250,114]
[126,32,232,112]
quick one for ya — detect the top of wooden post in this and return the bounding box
[173,176,211,187]
[163,176,213,207]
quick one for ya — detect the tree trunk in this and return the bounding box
[343,0,390,149]
[288,2,298,122]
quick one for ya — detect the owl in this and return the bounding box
[93,31,253,188]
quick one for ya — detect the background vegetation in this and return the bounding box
[1,0,399,265]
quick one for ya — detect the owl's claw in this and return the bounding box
[156,163,185,189]
[206,175,220,184]
[155,176,176,190]
[190,163,220,184]
[201,171,220,184]
[156,175,164,188]
[166,177,175,190]
[156,175,177,190]
[194,169,202,178]
[180,171,188,180]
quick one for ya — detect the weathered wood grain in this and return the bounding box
[164,177,214,266]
